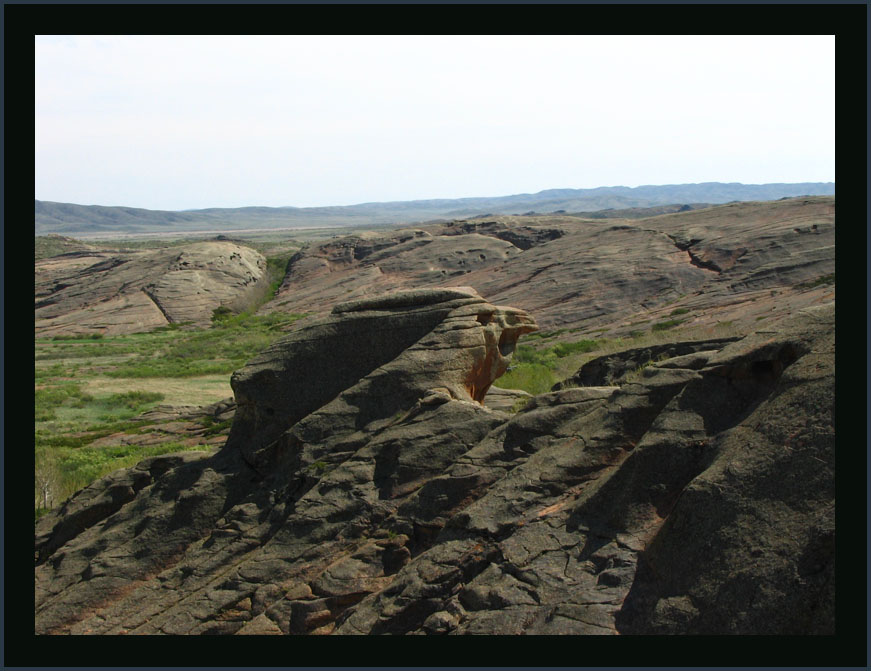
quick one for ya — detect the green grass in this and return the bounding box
[497,363,557,396]
[651,318,685,332]
[496,337,605,395]
[36,440,212,507]
[105,311,304,378]
[35,309,304,515]
[51,333,104,341]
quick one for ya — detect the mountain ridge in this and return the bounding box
[35,182,835,235]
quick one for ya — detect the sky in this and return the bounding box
[35,35,835,211]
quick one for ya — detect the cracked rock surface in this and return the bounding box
[34,289,834,635]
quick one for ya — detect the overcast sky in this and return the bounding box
[35,35,834,211]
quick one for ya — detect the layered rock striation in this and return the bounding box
[34,289,834,635]
[35,241,267,336]
[262,197,834,338]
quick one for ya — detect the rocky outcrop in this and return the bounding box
[34,241,267,336]
[262,197,834,338]
[267,230,523,318]
[34,290,834,636]
[226,287,536,468]
[552,337,741,388]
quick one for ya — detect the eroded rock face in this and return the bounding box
[552,337,742,389]
[34,241,267,336]
[34,291,834,636]
[261,197,834,338]
[226,287,536,469]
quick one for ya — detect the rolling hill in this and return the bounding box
[35,182,835,235]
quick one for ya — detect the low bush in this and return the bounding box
[99,391,165,410]
[651,319,685,331]
[551,339,599,357]
[51,333,103,341]
[35,384,94,410]
[496,363,557,396]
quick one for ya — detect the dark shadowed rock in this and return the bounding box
[553,337,741,388]
[34,288,834,636]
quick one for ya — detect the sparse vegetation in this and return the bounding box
[308,460,329,474]
[35,310,305,517]
[509,396,533,413]
[497,319,746,396]
[497,338,605,395]
[497,363,556,396]
[621,352,672,384]
[200,416,234,436]
[651,318,685,331]
[795,273,835,289]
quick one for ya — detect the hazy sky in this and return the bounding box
[35,35,835,211]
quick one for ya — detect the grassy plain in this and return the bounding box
[34,311,305,517]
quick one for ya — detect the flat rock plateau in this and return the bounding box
[34,197,835,637]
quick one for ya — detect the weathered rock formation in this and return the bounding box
[262,197,835,338]
[552,337,742,389]
[34,241,267,336]
[34,289,834,636]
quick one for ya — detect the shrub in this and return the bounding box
[514,344,557,367]
[211,306,234,322]
[651,319,685,332]
[35,384,94,410]
[509,396,532,413]
[51,333,103,341]
[496,363,556,395]
[99,391,165,410]
[551,339,599,357]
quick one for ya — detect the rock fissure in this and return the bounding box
[141,286,174,324]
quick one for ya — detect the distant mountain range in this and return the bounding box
[35,182,835,235]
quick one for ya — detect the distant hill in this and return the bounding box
[35,182,835,235]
